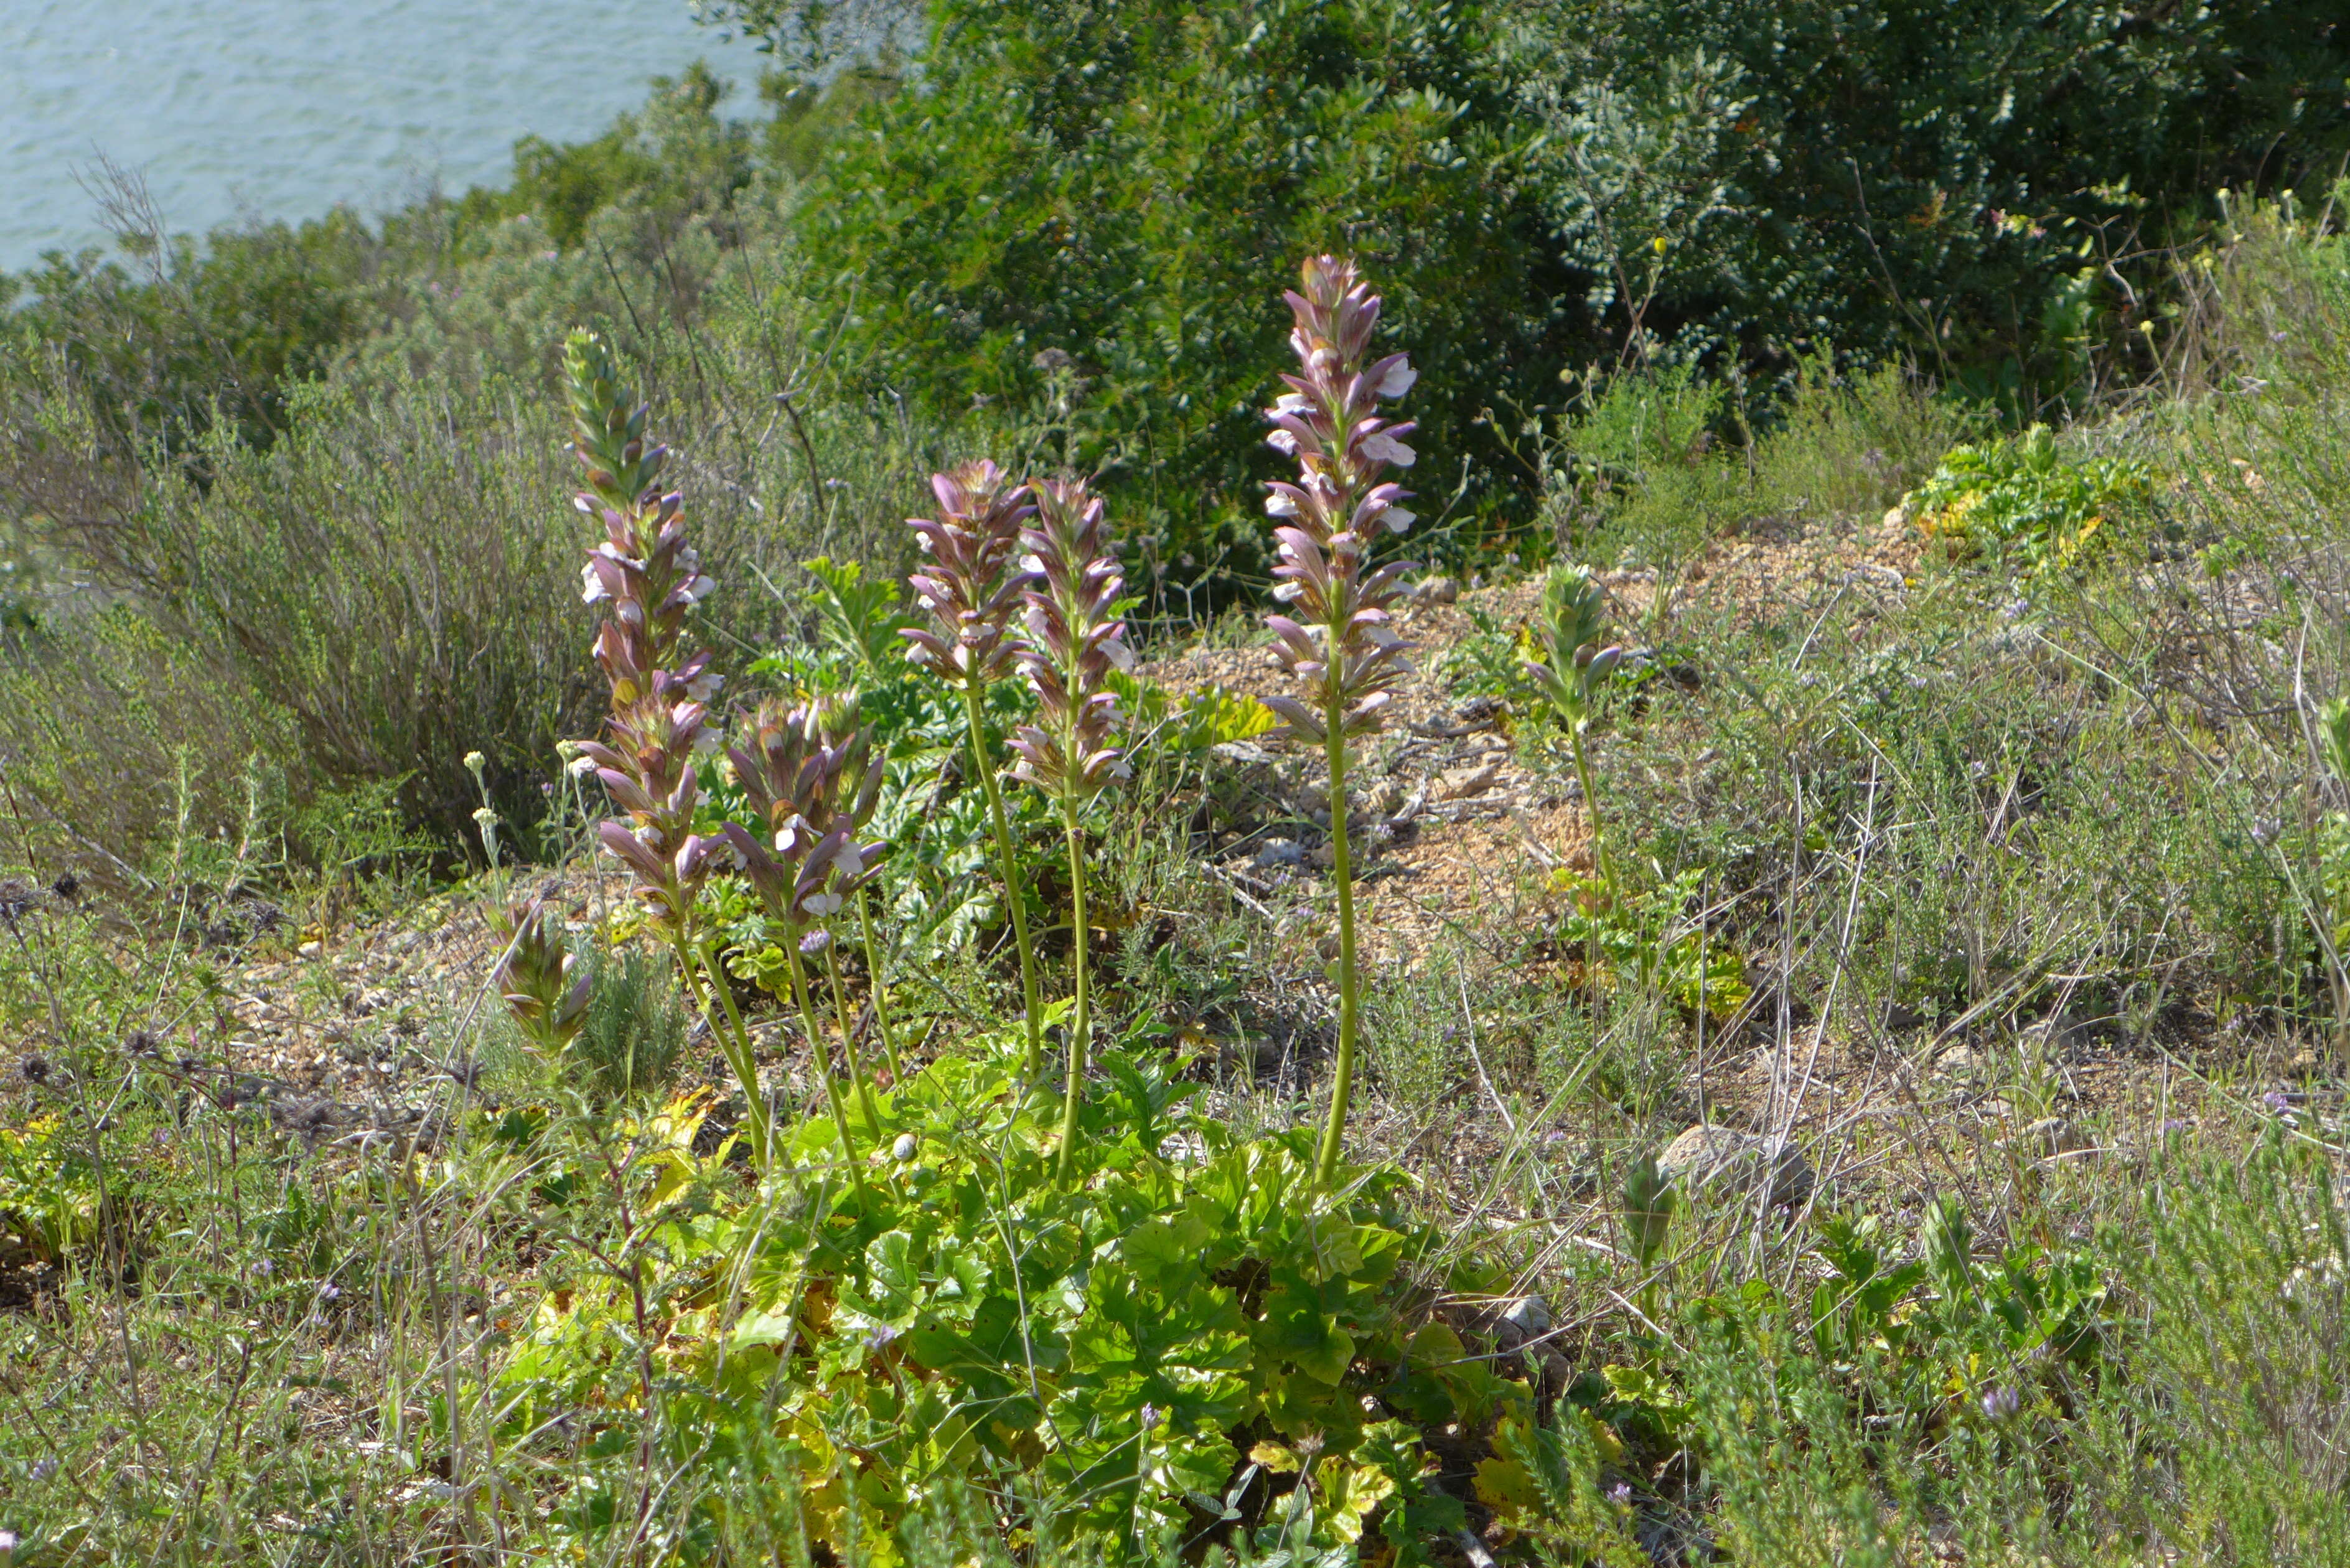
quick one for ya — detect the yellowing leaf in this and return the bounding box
[1250,1440,1303,1473]
[1474,1451,1542,1517]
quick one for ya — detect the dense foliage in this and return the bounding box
[798,0,1568,576]
[790,0,2350,567]
[1513,0,2350,400]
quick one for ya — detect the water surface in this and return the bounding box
[2,0,752,272]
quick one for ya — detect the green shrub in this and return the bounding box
[797,0,1573,578]
[0,201,390,456]
[569,945,695,1099]
[0,607,297,890]
[1509,0,2350,411]
[441,63,761,255]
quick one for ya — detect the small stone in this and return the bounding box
[1413,574,1460,606]
[1440,762,1501,800]
[1500,1295,1552,1336]
[2015,1015,2082,1058]
[1934,1043,1987,1078]
[1656,1125,1814,1208]
[2018,1117,2089,1159]
[1253,838,1305,870]
[1309,842,1338,869]
[297,941,323,959]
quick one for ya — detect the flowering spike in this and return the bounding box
[1008,477,1130,805]
[1260,256,1419,1188]
[492,898,591,1052]
[1006,474,1129,1183]
[1260,258,1420,749]
[725,698,888,933]
[558,332,726,936]
[901,460,1049,1081]
[901,460,1035,691]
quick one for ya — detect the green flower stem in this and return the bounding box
[822,931,885,1133]
[677,930,770,1172]
[856,887,907,1085]
[1054,800,1093,1185]
[1313,688,1360,1188]
[963,683,1044,1082]
[784,938,864,1184]
[1569,726,1616,894]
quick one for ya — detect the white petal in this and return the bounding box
[1379,359,1417,398]
[1265,491,1299,518]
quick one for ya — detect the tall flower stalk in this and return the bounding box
[719,700,888,1169]
[1006,476,1131,1182]
[1260,256,1421,1186]
[559,332,769,1163]
[902,463,1048,1081]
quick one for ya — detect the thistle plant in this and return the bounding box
[1525,564,1626,890]
[719,699,889,1167]
[902,462,1048,1081]
[559,332,767,1160]
[1006,475,1131,1180]
[1260,255,1420,1186]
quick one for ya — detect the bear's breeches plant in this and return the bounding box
[1260,254,1418,1187]
[561,330,723,941]
[1525,563,1625,889]
[548,330,779,1165]
[1006,475,1131,1181]
[719,698,889,1165]
[901,461,1049,1081]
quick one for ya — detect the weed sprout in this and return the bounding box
[1525,564,1626,889]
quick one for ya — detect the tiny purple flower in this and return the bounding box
[1607,1481,1633,1505]
[2265,1091,2293,1114]
[316,1282,340,1302]
[865,1322,901,1352]
[30,1457,57,1482]
[1982,1386,2021,1421]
